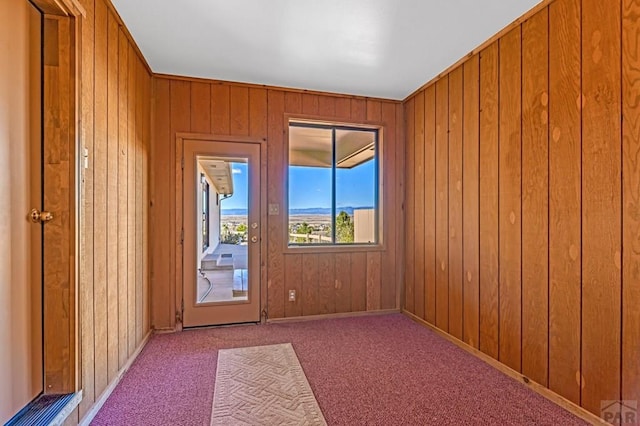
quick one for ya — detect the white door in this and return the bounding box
[0,0,44,422]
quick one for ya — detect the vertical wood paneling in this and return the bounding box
[581,0,622,412]
[302,94,319,115]
[622,0,640,405]
[404,99,415,312]
[350,98,366,121]
[249,88,267,138]
[478,42,500,359]
[521,9,549,386]
[134,60,144,344]
[424,86,437,324]
[318,96,336,117]
[151,78,171,329]
[335,254,351,313]
[78,0,95,416]
[366,252,381,311]
[448,67,464,340]
[190,82,211,133]
[548,0,582,404]
[396,104,405,311]
[381,102,398,309]
[211,84,230,135]
[350,252,367,312]
[301,254,319,316]
[318,254,335,315]
[462,55,480,349]
[70,0,152,421]
[413,91,425,319]
[267,90,286,318]
[126,45,137,353]
[92,0,108,397]
[105,10,119,382]
[335,98,351,119]
[116,28,128,369]
[402,0,634,418]
[498,28,522,373]
[229,86,249,136]
[435,77,449,331]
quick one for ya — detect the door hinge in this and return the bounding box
[180,228,184,244]
[181,156,184,170]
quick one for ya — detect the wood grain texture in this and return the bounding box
[413,91,425,319]
[381,102,398,309]
[116,27,129,369]
[435,77,449,331]
[478,42,500,360]
[334,254,352,313]
[92,0,108,397]
[548,0,582,405]
[622,0,640,405]
[106,9,119,383]
[211,84,230,135]
[127,44,138,351]
[404,98,415,313]
[424,86,437,324]
[395,104,405,312]
[151,78,171,329]
[448,67,464,340]
[581,0,622,413]
[521,9,549,386]
[267,90,286,318]
[190,82,211,133]
[350,252,367,312]
[462,55,480,349]
[318,254,335,315]
[249,88,268,138]
[366,252,381,311]
[230,86,249,136]
[498,28,522,373]
[78,0,95,416]
[301,254,319,316]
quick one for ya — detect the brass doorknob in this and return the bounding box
[251,236,258,243]
[30,209,54,224]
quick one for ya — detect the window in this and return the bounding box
[201,174,210,251]
[288,122,379,246]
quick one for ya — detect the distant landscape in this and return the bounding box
[221,206,372,216]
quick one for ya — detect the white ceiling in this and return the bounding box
[111,0,541,100]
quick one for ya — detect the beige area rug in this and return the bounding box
[211,343,327,426]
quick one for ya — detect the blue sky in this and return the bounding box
[221,160,376,211]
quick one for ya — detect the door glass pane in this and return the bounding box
[196,156,249,304]
[335,129,377,243]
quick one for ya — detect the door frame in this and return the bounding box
[175,133,267,330]
[27,0,84,394]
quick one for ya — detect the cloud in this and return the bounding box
[232,168,242,174]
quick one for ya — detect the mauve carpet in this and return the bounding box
[92,314,587,425]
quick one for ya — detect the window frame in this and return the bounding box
[284,117,385,253]
[201,173,210,252]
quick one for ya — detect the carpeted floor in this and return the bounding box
[92,314,588,425]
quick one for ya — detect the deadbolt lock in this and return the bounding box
[30,209,54,224]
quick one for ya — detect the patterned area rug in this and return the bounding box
[211,343,327,425]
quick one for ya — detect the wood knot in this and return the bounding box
[553,127,561,142]
[509,212,516,225]
[541,92,549,106]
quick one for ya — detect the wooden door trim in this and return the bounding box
[175,133,267,330]
[31,0,83,394]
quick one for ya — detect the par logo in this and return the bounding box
[601,400,638,425]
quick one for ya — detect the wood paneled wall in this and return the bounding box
[151,77,404,328]
[403,0,639,417]
[71,0,152,422]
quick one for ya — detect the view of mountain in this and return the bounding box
[221,206,373,216]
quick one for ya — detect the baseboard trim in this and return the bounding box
[402,310,608,425]
[78,331,152,426]
[267,309,400,324]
